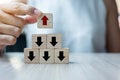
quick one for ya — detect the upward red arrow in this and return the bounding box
[41,16,48,25]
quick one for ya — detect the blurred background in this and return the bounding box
[0,0,120,53]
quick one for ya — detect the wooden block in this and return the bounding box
[47,34,62,48]
[32,34,47,48]
[24,48,40,63]
[55,48,69,64]
[37,13,53,28]
[40,49,54,64]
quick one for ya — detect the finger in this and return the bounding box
[0,10,26,28]
[0,23,22,38]
[0,34,16,45]
[25,15,38,24]
[13,0,28,4]
[0,2,42,16]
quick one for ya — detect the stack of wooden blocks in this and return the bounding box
[24,13,69,64]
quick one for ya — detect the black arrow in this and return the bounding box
[28,51,35,61]
[50,37,57,46]
[36,37,43,46]
[43,51,50,61]
[58,51,65,61]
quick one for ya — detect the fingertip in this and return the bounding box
[33,9,43,18]
[24,9,43,24]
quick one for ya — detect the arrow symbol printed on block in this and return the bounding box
[50,37,58,46]
[41,16,48,25]
[28,51,35,61]
[43,51,50,61]
[58,51,65,61]
[36,37,43,46]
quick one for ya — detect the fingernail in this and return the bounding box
[34,9,40,15]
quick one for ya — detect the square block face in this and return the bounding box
[37,13,53,28]
[47,34,62,48]
[55,48,69,64]
[40,49,54,64]
[32,34,47,48]
[24,48,40,63]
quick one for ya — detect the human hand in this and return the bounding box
[0,1,42,50]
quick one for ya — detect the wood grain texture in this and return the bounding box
[40,49,54,64]
[32,34,47,48]
[47,34,62,49]
[55,48,69,64]
[37,13,53,28]
[24,48,40,63]
[0,53,120,80]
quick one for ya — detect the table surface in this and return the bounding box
[0,53,120,80]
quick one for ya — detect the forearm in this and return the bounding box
[106,27,120,52]
[105,0,120,52]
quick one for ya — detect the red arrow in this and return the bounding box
[41,16,48,25]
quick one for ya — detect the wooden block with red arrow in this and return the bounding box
[37,13,53,28]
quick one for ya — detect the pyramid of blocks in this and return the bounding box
[24,13,69,64]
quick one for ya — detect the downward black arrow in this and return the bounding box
[36,37,43,46]
[50,37,57,46]
[58,51,65,61]
[28,51,35,61]
[43,51,50,61]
